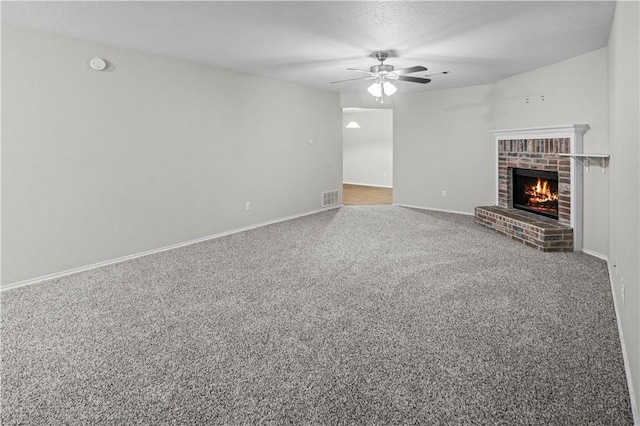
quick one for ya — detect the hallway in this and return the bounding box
[342,184,392,205]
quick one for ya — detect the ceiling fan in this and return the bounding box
[332,52,448,102]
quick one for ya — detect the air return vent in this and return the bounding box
[322,190,340,207]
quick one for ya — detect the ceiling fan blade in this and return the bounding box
[395,65,428,75]
[423,71,450,77]
[397,75,432,84]
[347,68,375,75]
[331,76,376,84]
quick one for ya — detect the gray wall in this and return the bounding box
[608,1,640,416]
[343,109,393,188]
[394,84,494,214]
[1,25,342,285]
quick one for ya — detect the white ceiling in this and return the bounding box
[1,1,615,94]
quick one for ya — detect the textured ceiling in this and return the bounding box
[1,1,615,94]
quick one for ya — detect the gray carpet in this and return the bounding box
[1,206,633,425]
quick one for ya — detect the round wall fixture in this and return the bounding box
[89,57,106,71]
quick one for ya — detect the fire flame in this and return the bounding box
[525,178,558,205]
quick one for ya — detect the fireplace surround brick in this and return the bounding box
[497,138,571,225]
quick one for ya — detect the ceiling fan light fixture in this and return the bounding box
[367,81,397,98]
[346,121,361,129]
[383,81,397,96]
[367,82,382,97]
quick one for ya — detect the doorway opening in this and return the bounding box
[342,108,393,205]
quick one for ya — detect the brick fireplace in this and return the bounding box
[475,125,590,252]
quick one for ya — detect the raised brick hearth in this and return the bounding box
[475,125,589,252]
[475,206,573,251]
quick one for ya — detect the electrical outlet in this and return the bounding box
[441,190,447,198]
[245,202,251,211]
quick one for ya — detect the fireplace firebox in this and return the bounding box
[512,168,559,219]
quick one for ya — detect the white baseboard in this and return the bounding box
[607,261,639,425]
[394,203,474,216]
[581,248,608,261]
[1,205,342,292]
[343,182,393,189]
